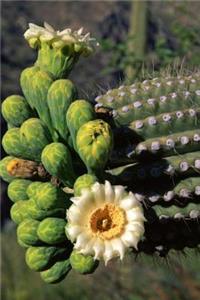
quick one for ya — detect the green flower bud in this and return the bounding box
[76,119,113,174]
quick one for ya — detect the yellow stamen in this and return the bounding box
[89,203,126,240]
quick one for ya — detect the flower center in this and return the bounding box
[89,203,126,240]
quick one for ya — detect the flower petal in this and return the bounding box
[65,225,81,242]
[74,232,90,250]
[92,182,105,205]
[93,238,105,260]
[126,208,146,222]
[105,180,115,203]
[119,193,139,210]
[114,185,126,203]
[121,231,139,250]
[111,238,125,260]
[103,241,113,265]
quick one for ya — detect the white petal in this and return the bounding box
[105,180,115,202]
[125,222,145,236]
[92,182,105,205]
[119,193,139,210]
[65,225,81,242]
[103,241,113,265]
[74,232,90,250]
[126,208,146,222]
[44,22,55,32]
[121,231,139,250]
[111,238,125,260]
[70,196,80,205]
[72,190,94,211]
[29,23,44,31]
[93,238,105,260]
[40,32,54,41]
[67,207,82,224]
[80,237,96,256]
[77,27,84,35]
[58,28,72,36]
[61,35,76,43]
[114,185,126,203]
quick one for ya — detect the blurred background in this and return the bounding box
[1,1,200,299]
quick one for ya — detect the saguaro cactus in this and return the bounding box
[1,22,199,285]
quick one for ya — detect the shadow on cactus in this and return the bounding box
[1,22,200,285]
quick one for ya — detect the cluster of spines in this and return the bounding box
[95,74,200,112]
[139,216,200,255]
[128,108,200,140]
[131,129,200,158]
[117,151,200,183]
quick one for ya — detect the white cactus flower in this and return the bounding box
[66,181,145,265]
[24,22,99,51]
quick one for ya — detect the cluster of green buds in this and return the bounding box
[24,22,99,78]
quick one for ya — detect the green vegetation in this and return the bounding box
[1,228,200,300]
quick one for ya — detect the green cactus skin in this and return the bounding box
[40,259,71,284]
[73,174,97,196]
[10,201,30,224]
[25,246,67,271]
[131,177,200,205]
[26,198,66,221]
[66,100,95,151]
[130,129,200,158]
[34,182,70,210]
[76,119,113,174]
[117,151,200,182]
[70,250,99,275]
[2,95,33,127]
[41,143,76,187]
[95,75,200,111]
[174,177,200,198]
[2,128,28,159]
[20,118,52,161]
[36,42,80,79]
[37,218,67,245]
[0,156,15,182]
[108,91,200,126]
[7,179,32,202]
[26,198,65,221]
[154,203,200,219]
[20,66,54,135]
[17,237,30,248]
[47,79,78,141]
[26,181,43,198]
[7,123,15,129]
[17,219,41,246]
[128,108,200,140]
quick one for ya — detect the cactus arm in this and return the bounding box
[129,108,200,140]
[95,75,200,114]
[129,129,200,158]
[125,0,148,81]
